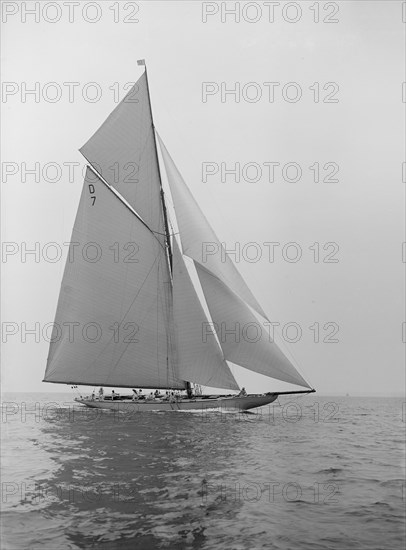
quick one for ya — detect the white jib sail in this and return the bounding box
[195,262,311,389]
[172,239,240,391]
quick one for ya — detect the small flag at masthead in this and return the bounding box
[137,59,145,66]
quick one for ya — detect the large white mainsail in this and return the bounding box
[172,239,240,391]
[44,168,183,389]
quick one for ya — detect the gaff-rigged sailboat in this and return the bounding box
[43,60,315,412]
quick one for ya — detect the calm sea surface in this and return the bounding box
[1,393,405,549]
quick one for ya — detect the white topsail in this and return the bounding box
[44,65,312,393]
[157,133,269,321]
[80,73,166,246]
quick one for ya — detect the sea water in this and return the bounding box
[1,393,405,549]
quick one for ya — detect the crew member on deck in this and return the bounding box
[239,387,247,397]
[98,387,104,400]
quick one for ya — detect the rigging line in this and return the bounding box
[138,117,152,163]
[81,161,168,251]
[157,258,161,386]
[159,269,169,390]
[138,126,167,237]
[159,270,176,387]
[160,276,170,388]
[144,66,173,274]
[268,321,314,389]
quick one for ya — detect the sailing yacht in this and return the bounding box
[43,60,315,412]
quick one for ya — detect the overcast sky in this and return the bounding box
[2,1,405,395]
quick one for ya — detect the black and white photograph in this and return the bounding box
[1,1,405,548]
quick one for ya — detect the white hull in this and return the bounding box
[74,394,279,412]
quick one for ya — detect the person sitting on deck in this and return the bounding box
[132,389,138,401]
[91,391,95,401]
[239,387,247,397]
[111,390,115,400]
[98,387,104,400]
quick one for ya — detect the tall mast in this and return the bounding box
[143,61,173,272]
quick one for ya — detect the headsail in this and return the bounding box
[195,262,311,389]
[157,133,269,320]
[172,239,240,391]
[80,73,166,245]
[44,168,183,389]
